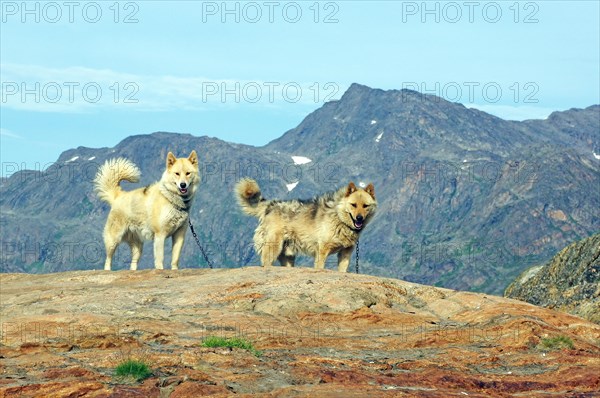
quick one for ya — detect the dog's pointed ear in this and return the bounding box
[188,150,198,166]
[365,183,375,199]
[345,182,357,197]
[166,152,177,168]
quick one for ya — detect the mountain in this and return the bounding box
[505,233,600,323]
[1,84,599,295]
[2,268,599,396]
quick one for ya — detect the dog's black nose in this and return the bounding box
[180,182,187,189]
[356,215,364,222]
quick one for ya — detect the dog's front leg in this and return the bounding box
[170,225,187,270]
[337,247,353,272]
[153,234,166,269]
[314,247,329,269]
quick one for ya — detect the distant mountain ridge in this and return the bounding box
[268,84,599,156]
[1,83,599,295]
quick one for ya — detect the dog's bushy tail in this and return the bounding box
[235,178,267,217]
[94,158,141,204]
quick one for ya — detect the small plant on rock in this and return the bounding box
[539,335,575,351]
[114,359,152,381]
[201,336,262,357]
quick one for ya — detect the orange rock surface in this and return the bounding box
[1,268,599,397]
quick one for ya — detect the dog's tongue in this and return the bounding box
[180,188,188,194]
[354,221,363,230]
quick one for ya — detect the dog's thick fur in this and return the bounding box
[94,151,199,270]
[236,178,377,271]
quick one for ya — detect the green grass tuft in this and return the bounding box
[201,336,261,357]
[539,335,574,351]
[114,359,152,381]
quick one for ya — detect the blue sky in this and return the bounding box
[1,1,599,175]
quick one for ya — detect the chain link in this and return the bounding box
[188,219,214,269]
[355,238,360,274]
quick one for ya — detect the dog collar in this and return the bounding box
[178,198,192,212]
[159,185,193,212]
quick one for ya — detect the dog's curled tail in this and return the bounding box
[235,178,266,217]
[94,158,141,204]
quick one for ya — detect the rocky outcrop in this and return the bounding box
[505,234,600,323]
[1,268,599,397]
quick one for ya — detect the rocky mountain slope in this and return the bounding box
[505,233,600,323]
[1,84,598,295]
[1,268,599,397]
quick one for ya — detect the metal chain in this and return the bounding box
[188,219,214,269]
[355,238,360,274]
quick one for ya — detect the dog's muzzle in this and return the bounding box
[179,182,188,195]
[352,214,364,230]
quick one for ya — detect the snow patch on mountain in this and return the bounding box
[291,156,312,165]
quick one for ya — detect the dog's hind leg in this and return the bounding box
[278,254,295,267]
[128,237,143,271]
[259,235,283,267]
[102,215,125,271]
[103,237,118,271]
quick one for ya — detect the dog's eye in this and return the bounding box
[175,172,180,176]
[364,204,370,208]
[350,203,357,208]
[186,172,190,176]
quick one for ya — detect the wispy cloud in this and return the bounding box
[0,63,343,113]
[2,63,566,122]
[0,128,23,139]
